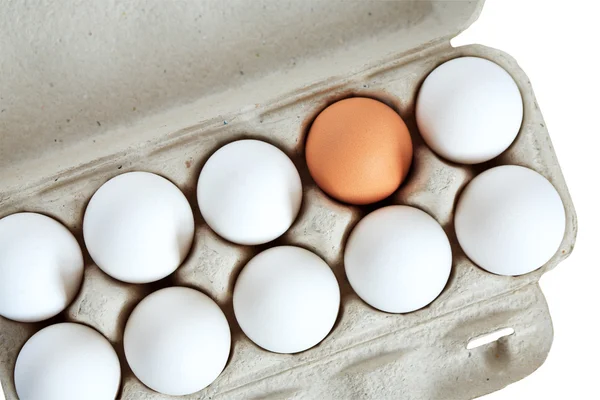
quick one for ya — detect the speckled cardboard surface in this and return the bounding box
[0,1,577,399]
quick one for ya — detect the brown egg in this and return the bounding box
[305,97,413,205]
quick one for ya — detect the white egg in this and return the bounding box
[124,287,230,396]
[197,140,303,245]
[416,57,523,164]
[14,323,121,400]
[83,171,195,284]
[0,213,83,322]
[344,206,452,313]
[233,246,340,354]
[455,165,566,276]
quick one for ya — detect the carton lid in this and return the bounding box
[0,0,483,191]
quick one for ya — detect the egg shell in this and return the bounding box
[416,56,523,164]
[455,165,566,276]
[233,246,340,354]
[197,139,303,245]
[305,97,413,205]
[83,171,195,284]
[14,323,121,400]
[344,205,452,313]
[0,213,83,323]
[123,287,231,396]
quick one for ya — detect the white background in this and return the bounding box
[1,1,597,400]
[452,0,599,398]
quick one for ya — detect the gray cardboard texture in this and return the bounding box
[0,1,577,399]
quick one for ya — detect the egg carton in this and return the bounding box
[0,1,577,399]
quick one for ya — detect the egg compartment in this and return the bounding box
[0,2,576,399]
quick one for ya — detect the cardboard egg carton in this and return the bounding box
[0,1,576,399]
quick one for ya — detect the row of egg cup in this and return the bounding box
[0,57,566,399]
